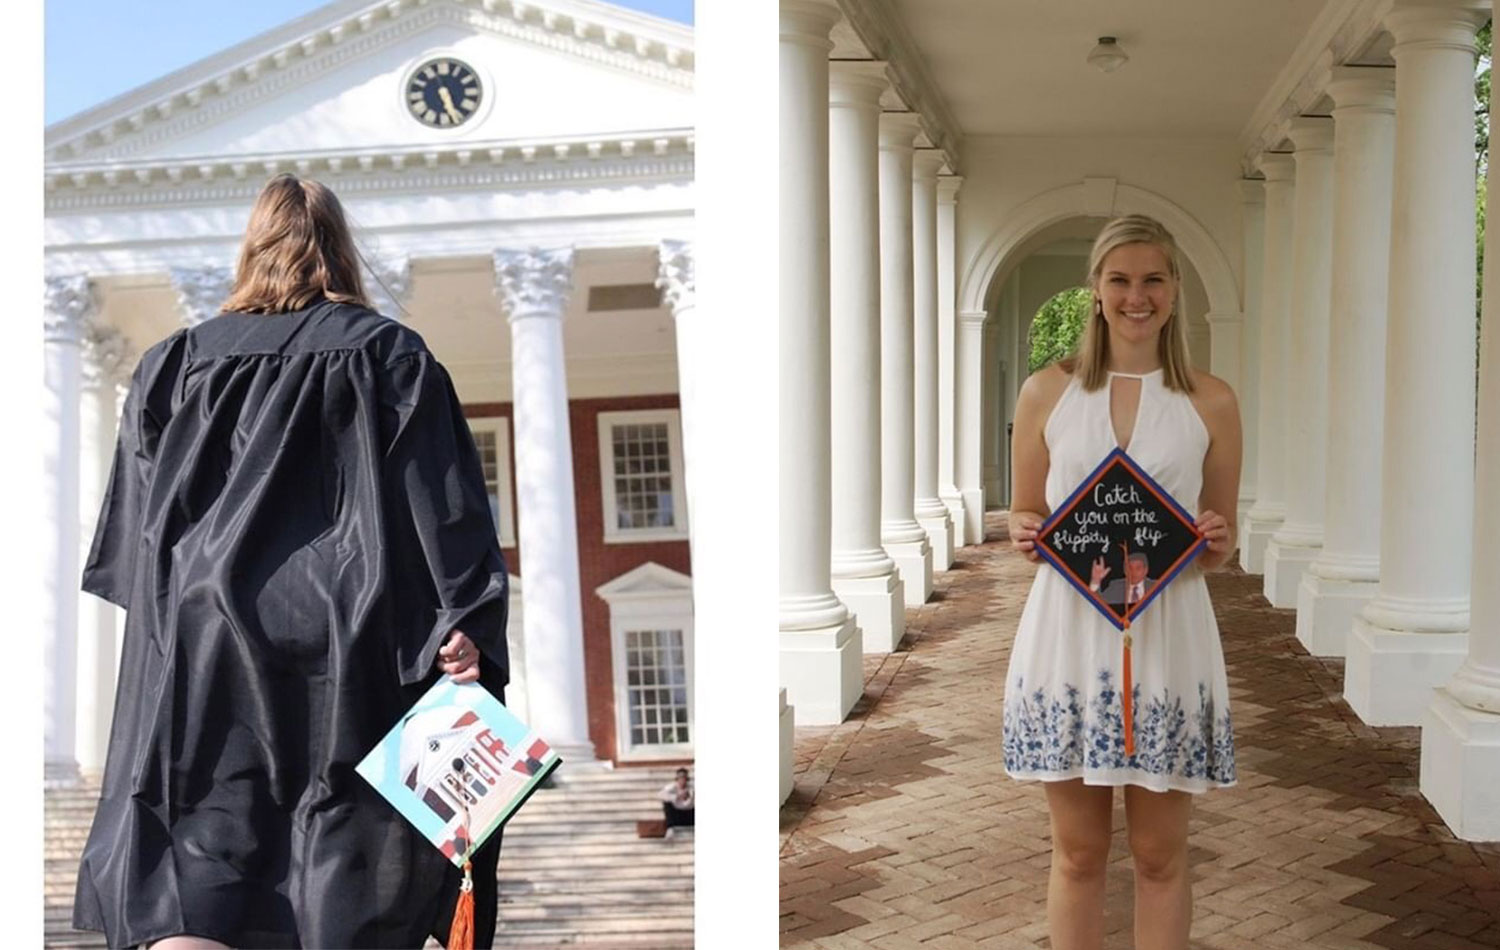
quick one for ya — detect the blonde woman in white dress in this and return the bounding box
[1004,215,1241,950]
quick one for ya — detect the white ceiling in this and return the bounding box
[888,0,1327,138]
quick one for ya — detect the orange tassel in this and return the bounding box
[448,860,475,950]
[1122,632,1134,759]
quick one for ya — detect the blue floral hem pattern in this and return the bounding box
[1003,670,1235,786]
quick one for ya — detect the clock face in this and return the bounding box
[405,58,483,129]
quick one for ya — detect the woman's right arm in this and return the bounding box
[1009,365,1067,562]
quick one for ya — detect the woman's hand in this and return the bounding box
[1196,510,1234,564]
[437,630,481,683]
[1011,512,1044,562]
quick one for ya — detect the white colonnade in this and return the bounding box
[493,247,597,762]
[1345,2,1485,725]
[1242,154,1295,574]
[936,176,967,543]
[1296,68,1397,657]
[829,61,905,653]
[911,148,955,572]
[778,0,861,726]
[1263,117,1334,609]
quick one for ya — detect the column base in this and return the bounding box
[1295,571,1378,657]
[1344,616,1468,726]
[884,537,933,606]
[916,508,955,572]
[780,616,862,725]
[779,688,795,805]
[832,570,905,653]
[1420,688,1500,841]
[960,488,985,545]
[1262,538,1318,608]
[940,490,967,548]
[1239,510,1283,574]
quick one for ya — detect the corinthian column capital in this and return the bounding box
[169,265,234,327]
[656,239,694,314]
[364,256,412,320]
[82,325,134,393]
[44,275,96,345]
[493,248,575,321]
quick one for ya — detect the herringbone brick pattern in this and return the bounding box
[781,512,1500,949]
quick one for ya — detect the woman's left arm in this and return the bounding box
[1195,374,1243,572]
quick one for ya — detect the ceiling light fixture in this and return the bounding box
[1087,36,1129,73]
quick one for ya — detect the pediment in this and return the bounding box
[45,0,692,166]
[595,562,693,602]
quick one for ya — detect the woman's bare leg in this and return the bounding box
[1124,785,1194,950]
[145,936,232,949]
[1043,780,1114,950]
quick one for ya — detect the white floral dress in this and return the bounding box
[1002,369,1235,793]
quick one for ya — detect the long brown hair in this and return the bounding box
[221,174,372,314]
[1072,214,1195,393]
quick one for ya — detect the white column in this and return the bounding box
[879,112,934,606]
[779,0,861,726]
[169,265,234,326]
[957,309,988,545]
[1236,180,1265,536]
[828,61,905,654]
[1346,2,1484,725]
[937,177,967,543]
[1422,0,1500,830]
[492,247,597,762]
[1204,311,1243,428]
[657,240,699,560]
[44,275,91,787]
[1263,117,1334,608]
[911,149,955,572]
[1243,154,1296,574]
[1296,68,1397,657]
[76,328,131,778]
[364,256,412,320]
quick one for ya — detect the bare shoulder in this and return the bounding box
[1186,370,1240,432]
[1017,362,1074,418]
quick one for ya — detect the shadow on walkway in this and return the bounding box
[781,512,1500,950]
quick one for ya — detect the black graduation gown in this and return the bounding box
[73,299,510,949]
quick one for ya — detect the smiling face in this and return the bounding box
[1093,242,1178,349]
[1125,555,1150,585]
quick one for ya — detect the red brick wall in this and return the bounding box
[463,395,692,767]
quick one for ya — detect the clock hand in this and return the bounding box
[437,86,464,122]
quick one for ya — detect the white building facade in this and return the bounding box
[45,0,700,783]
[778,0,1500,841]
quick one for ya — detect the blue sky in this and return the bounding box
[45,0,693,125]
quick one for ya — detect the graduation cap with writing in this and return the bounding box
[1035,447,1206,630]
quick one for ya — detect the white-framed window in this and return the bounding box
[596,409,689,544]
[596,562,694,761]
[467,416,517,548]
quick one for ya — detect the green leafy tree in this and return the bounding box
[1027,287,1091,373]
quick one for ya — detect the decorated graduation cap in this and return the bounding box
[1034,447,1206,755]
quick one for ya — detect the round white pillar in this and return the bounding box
[76,329,130,778]
[493,247,597,762]
[1346,3,1485,727]
[1236,180,1265,539]
[778,0,860,726]
[364,256,412,321]
[956,309,988,545]
[911,149,954,572]
[1243,154,1296,575]
[936,177,966,544]
[44,275,90,788]
[828,61,905,654]
[1264,118,1335,609]
[1295,68,1397,658]
[1421,0,1500,834]
[169,265,234,326]
[657,239,698,562]
[878,111,933,606]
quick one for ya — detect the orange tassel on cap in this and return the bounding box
[1119,541,1135,760]
[448,859,475,950]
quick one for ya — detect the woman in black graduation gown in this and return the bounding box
[73,174,511,949]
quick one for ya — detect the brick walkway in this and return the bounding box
[780,512,1500,950]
